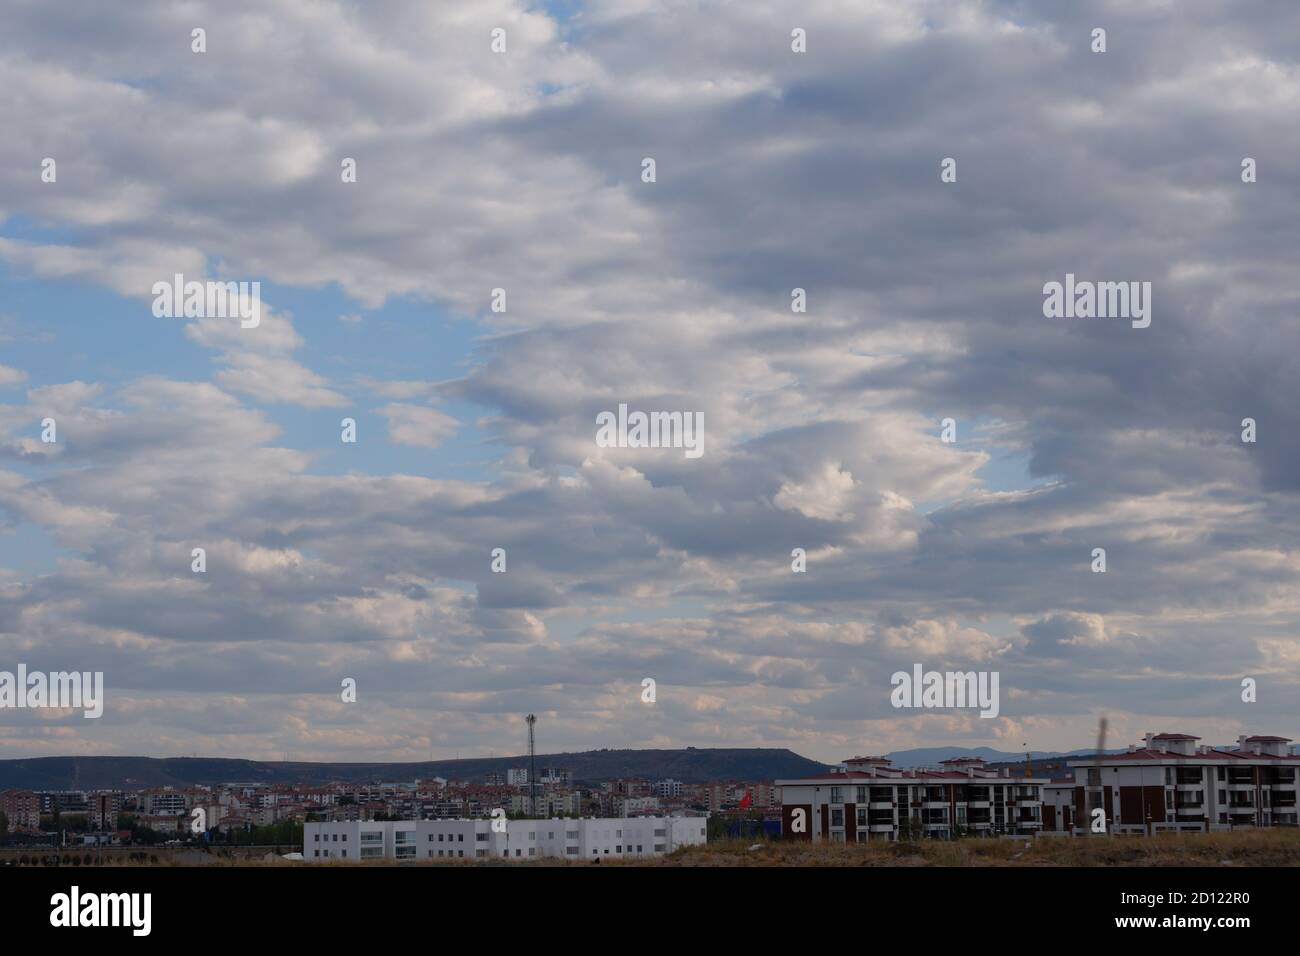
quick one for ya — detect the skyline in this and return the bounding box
[2,0,1299,765]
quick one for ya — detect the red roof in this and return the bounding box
[1151,733,1200,740]
[1081,747,1300,763]
[1245,736,1292,742]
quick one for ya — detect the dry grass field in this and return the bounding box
[635,830,1300,866]
[9,829,1299,867]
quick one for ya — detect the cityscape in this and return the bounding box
[0,0,1292,936]
[2,730,1296,865]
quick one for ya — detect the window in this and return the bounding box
[830,787,843,803]
[528,848,536,857]
[458,850,464,857]
[830,808,844,827]
[458,834,464,842]
[856,786,868,804]
[856,808,867,827]
[341,850,347,858]
[637,845,643,853]
[566,846,578,855]
[476,833,489,842]
[313,850,319,857]
[654,843,665,852]
[313,834,319,842]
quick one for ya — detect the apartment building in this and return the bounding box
[0,789,41,831]
[88,791,122,830]
[777,755,1048,841]
[139,788,189,815]
[304,816,707,862]
[653,779,684,799]
[1047,732,1299,835]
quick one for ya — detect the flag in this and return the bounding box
[739,791,752,809]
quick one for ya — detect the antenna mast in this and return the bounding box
[526,714,537,819]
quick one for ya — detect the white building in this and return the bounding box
[506,768,529,786]
[1046,732,1300,834]
[778,755,1048,841]
[653,779,683,798]
[304,816,706,862]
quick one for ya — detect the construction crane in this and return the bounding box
[526,714,538,819]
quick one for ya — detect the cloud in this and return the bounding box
[377,403,459,448]
[0,365,28,387]
[0,0,1298,761]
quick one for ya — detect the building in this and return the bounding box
[89,791,122,831]
[139,788,189,816]
[0,789,41,832]
[1047,732,1300,835]
[506,768,529,787]
[777,755,1047,841]
[653,779,683,799]
[304,816,707,862]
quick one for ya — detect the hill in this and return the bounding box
[884,745,1128,768]
[0,748,831,790]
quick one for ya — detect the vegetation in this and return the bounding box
[643,829,1300,867]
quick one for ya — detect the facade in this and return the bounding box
[304,816,707,861]
[777,755,1047,841]
[0,789,41,831]
[654,779,683,798]
[1047,733,1300,835]
[89,791,122,831]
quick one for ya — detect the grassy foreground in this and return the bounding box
[9,829,1299,866]
[637,830,1300,866]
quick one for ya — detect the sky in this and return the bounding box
[1,0,1298,764]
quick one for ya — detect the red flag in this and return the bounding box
[739,791,752,809]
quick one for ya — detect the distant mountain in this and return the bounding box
[0,748,831,791]
[884,745,1127,768]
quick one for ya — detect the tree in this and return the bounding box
[0,809,8,840]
